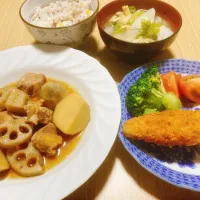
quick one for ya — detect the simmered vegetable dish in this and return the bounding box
[0,73,90,177]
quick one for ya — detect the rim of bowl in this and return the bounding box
[97,0,182,45]
[19,0,99,29]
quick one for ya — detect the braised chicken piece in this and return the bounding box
[25,100,44,118]
[17,73,46,97]
[25,100,43,125]
[25,100,53,125]
[32,123,62,156]
[37,107,53,124]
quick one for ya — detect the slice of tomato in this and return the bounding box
[179,75,200,103]
[176,74,182,83]
[161,71,181,98]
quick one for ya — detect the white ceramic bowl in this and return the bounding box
[20,0,99,45]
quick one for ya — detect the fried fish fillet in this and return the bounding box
[123,110,200,147]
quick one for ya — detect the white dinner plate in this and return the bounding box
[0,45,121,200]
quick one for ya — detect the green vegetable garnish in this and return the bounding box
[122,5,130,16]
[129,6,136,13]
[136,20,162,40]
[162,93,182,110]
[110,5,145,34]
[113,21,126,34]
[127,10,144,25]
[126,66,182,117]
[126,66,166,116]
[143,108,158,115]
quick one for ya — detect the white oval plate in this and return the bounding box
[0,45,121,200]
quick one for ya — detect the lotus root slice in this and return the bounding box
[6,142,44,177]
[0,119,32,148]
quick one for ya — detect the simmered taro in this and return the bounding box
[53,93,90,135]
[40,82,69,110]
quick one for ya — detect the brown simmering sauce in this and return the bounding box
[0,78,82,179]
[4,134,82,179]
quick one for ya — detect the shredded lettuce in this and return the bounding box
[136,20,161,40]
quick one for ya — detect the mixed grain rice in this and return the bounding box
[30,0,94,28]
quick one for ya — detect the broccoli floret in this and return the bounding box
[143,108,157,115]
[126,66,166,116]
